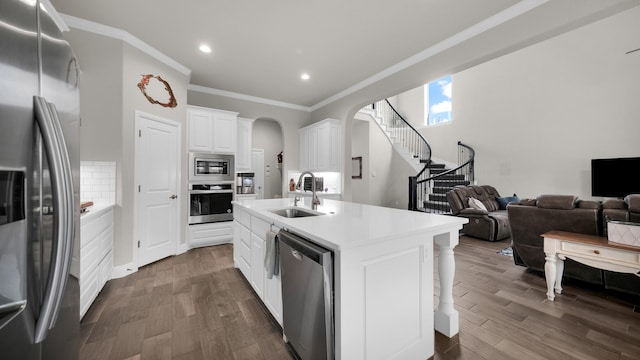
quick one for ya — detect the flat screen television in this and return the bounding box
[591,157,640,198]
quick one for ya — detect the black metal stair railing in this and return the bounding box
[372,99,432,164]
[364,99,475,213]
[409,142,475,213]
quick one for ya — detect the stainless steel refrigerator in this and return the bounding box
[1,0,80,359]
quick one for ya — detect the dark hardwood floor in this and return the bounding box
[80,236,640,360]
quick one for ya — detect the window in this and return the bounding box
[424,75,452,126]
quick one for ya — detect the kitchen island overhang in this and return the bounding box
[232,197,467,360]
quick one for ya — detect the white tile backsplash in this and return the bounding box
[81,161,116,205]
[287,171,342,194]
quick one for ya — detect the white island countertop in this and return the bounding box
[232,197,467,251]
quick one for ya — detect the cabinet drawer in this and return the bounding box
[189,222,233,246]
[98,226,113,261]
[251,216,270,241]
[80,216,100,248]
[99,251,113,289]
[240,236,251,265]
[235,206,251,228]
[98,210,113,231]
[79,268,98,317]
[80,238,99,276]
[240,224,251,247]
[562,242,640,264]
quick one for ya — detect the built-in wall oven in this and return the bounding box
[189,152,234,182]
[188,183,234,224]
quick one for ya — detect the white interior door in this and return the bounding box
[135,112,180,267]
[252,149,264,199]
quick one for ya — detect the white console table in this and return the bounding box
[543,230,640,301]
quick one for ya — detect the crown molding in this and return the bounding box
[41,0,69,32]
[188,84,312,112]
[59,0,547,113]
[309,0,548,111]
[60,14,191,78]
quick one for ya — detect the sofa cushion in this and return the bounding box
[536,195,578,210]
[462,185,499,212]
[518,198,537,206]
[446,185,502,214]
[496,194,520,210]
[468,197,487,211]
[577,200,601,209]
[602,198,627,210]
[626,194,640,213]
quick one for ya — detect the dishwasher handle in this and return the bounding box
[290,249,303,261]
[277,230,332,265]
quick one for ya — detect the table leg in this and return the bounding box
[544,252,563,300]
[555,256,564,295]
[434,232,459,337]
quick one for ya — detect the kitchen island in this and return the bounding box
[232,197,467,360]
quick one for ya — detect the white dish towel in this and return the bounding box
[264,229,279,279]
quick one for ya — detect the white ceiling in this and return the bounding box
[49,0,639,110]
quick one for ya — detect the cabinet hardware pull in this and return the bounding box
[593,250,600,255]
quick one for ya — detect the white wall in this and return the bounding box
[390,88,425,129]
[121,42,189,266]
[65,28,189,269]
[367,119,395,207]
[312,5,640,207]
[389,7,640,201]
[351,120,369,204]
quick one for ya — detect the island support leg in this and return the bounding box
[434,232,459,337]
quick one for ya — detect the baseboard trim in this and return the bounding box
[177,242,189,255]
[111,262,138,279]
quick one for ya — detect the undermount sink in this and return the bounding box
[269,207,324,218]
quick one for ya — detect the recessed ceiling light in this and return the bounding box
[199,44,212,53]
[301,73,310,80]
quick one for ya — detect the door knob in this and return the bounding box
[170,195,178,199]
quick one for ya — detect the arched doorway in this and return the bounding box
[252,118,284,199]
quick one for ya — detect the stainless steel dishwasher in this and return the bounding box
[278,229,334,360]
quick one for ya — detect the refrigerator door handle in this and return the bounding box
[32,96,76,343]
[0,300,27,331]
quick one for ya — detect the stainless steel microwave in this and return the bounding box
[189,152,234,182]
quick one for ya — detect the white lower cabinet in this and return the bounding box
[79,206,114,318]
[232,205,283,325]
[263,260,283,323]
[188,222,233,248]
[250,234,265,298]
[233,220,251,279]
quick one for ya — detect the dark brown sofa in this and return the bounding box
[602,194,640,229]
[508,194,640,297]
[446,185,512,241]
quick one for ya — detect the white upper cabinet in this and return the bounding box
[187,108,214,152]
[187,106,238,154]
[236,117,254,171]
[299,118,341,172]
[212,111,237,154]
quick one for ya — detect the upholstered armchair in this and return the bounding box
[445,185,512,241]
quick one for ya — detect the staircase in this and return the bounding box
[361,100,475,213]
[361,100,430,173]
[418,150,474,212]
